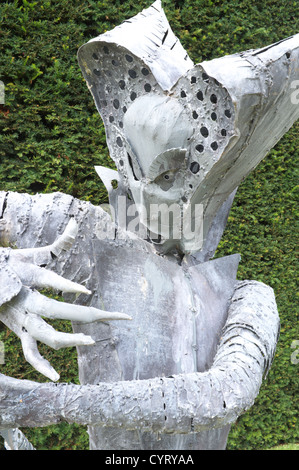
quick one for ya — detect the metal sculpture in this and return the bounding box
[0,1,298,450]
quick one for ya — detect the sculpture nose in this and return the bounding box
[123,94,193,177]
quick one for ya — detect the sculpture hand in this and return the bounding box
[0,219,131,381]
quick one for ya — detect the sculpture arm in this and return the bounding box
[0,280,280,432]
[0,193,130,381]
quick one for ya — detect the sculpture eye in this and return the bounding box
[158,170,176,182]
[154,170,178,191]
[147,149,187,181]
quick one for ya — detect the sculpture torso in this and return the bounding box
[73,239,239,450]
[0,190,238,449]
[73,239,240,382]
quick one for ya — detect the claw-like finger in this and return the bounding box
[50,218,78,257]
[0,302,61,380]
[23,313,95,350]
[9,218,78,266]
[21,334,60,382]
[23,288,132,322]
[32,266,91,295]
[10,262,91,295]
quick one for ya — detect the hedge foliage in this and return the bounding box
[0,0,298,450]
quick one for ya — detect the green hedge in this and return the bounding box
[0,0,298,450]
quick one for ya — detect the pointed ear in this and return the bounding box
[94,166,120,195]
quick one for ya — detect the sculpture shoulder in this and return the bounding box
[0,191,114,249]
[0,191,122,303]
[0,191,154,263]
[0,247,22,307]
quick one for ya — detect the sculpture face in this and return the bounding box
[122,94,197,243]
[77,37,236,253]
[77,1,299,257]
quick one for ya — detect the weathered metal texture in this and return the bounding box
[81,249,240,450]
[0,0,295,451]
[0,279,279,441]
[0,193,131,383]
[0,248,22,308]
[78,1,299,256]
[0,428,35,451]
[0,191,279,450]
[0,191,239,379]
[83,0,193,93]
[77,0,235,256]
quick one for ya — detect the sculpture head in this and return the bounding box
[121,94,196,244]
[78,1,299,257]
[77,24,235,254]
